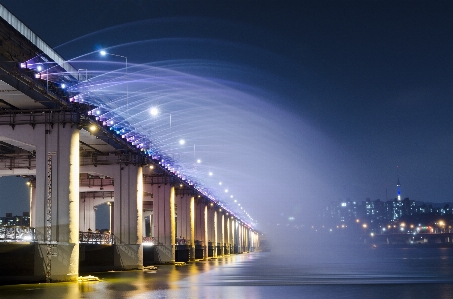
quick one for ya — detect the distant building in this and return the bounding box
[0,212,30,226]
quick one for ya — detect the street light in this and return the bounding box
[100,50,128,112]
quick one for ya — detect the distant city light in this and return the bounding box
[179,139,185,145]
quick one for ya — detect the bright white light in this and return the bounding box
[197,159,201,163]
[230,195,233,198]
[179,139,185,145]
[150,107,159,116]
[100,50,107,56]
[234,200,237,202]
[219,182,222,185]
[23,235,32,241]
[225,189,228,193]
[37,65,42,71]
[61,83,66,89]
[209,172,213,176]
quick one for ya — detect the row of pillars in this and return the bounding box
[0,115,258,281]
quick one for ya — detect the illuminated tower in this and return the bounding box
[397,177,401,201]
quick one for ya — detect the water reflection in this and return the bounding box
[1,249,453,299]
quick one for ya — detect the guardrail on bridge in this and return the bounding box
[0,226,36,242]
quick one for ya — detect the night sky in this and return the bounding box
[1,1,453,231]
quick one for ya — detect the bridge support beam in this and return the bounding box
[194,198,208,260]
[213,210,218,257]
[225,216,230,254]
[218,212,224,256]
[175,193,193,262]
[0,121,80,281]
[81,164,144,270]
[145,183,176,263]
[79,196,96,232]
[113,164,143,269]
[189,196,195,261]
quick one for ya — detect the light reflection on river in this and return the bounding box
[1,247,453,299]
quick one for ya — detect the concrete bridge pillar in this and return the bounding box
[238,224,242,253]
[207,204,216,258]
[83,164,145,270]
[145,183,176,263]
[225,216,230,254]
[231,218,236,253]
[36,123,80,281]
[112,164,143,269]
[219,212,225,256]
[213,210,218,258]
[175,193,192,244]
[0,121,81,281]
[189,196,195,261]
[29,186,36,228]
[79,196,96,232]
[195,198,208,260]
[237,222,242,253]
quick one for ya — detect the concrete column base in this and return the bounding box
[35,243,79,282]
[114,244,143,270]
[154,244,175,264]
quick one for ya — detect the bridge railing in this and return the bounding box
[0,226,36,242]
[79,231,114,245]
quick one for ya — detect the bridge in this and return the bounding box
[0,5,260,283]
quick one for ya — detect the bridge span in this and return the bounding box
[0,5,260,283]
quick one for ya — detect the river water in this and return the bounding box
[1,245,453,299]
